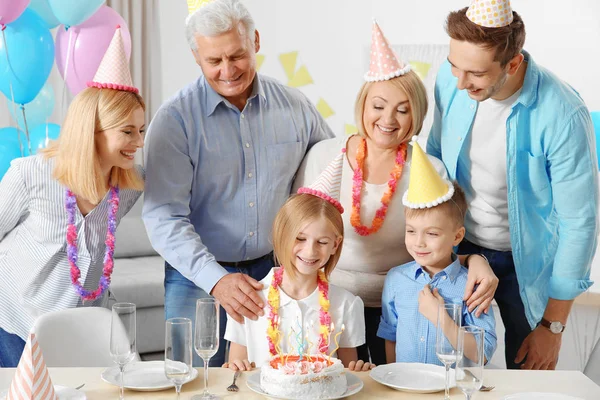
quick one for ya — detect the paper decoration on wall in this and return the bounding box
[279,51,298,81]
[256,54,265,71]
[408,60,432,81]
[316,98,334,119]
[345,124,358,135]
[287,65,313,88]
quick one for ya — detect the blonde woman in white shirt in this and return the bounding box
[223,193,372,371]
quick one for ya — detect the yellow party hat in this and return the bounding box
[403,136,454,209]
[466,0,514,28]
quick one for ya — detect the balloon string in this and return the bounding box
[61,27,75,119]
[1,27,26,156]
[20,105,31,155]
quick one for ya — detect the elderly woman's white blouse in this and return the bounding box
[0,155,143,340]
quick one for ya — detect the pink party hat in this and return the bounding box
[7,333,57,400]
[364,20,411,82]
[466,0,514,28]
[87,25,139,94]
[297,151,345,213]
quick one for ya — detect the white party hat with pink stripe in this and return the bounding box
[297,151,345,213]
[7,333,57,400]
[87,25,139,94]
[364,20,411,82]
[466,0,514,28]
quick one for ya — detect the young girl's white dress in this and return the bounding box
[224,268,365,367]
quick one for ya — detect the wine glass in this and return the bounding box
[110,302,137,400]
[192,298,220,400]
[436,302,462,400]
[456,326,485,399]
[165,318,193,399]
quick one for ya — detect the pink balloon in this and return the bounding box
[0,0,30,26]
[55,5,131,96]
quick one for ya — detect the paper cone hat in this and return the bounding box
[186,0,214,23]
[403,137,454,209]
[297,152,344,213]
[364,20,411,82]
[7,333,57,400]
[466,0,514,28]
[87,26,139,94]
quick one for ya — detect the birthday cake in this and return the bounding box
[260,354,347,399]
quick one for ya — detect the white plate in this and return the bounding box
[101,361,198,391]
[0,385,86,400]
[369,362,456,393]
[501,394,585,400]
[246,370,363,400]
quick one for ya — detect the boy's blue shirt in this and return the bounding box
[378,256,497,366]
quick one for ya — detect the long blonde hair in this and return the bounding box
[354,71,428,143]
[272,194,344,280]
[42,87,145,204]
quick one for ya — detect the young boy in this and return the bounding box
[377,138,497,366]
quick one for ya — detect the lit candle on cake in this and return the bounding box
[329,324,345,358]
[305,321,314,361]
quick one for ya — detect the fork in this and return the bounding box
[479,385,495,391]
[227,370,241,392]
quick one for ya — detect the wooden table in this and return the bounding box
[2,367,600,399]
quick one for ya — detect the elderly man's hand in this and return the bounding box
[211,273,265,324]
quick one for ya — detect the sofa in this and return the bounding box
[111,195,166,355]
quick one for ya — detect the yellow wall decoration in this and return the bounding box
[408,60,432,81]
[316,98,334,119]
[345,124,358,135]
[287,65,313,88]
[279,52,298,81]
[256,54,265,71]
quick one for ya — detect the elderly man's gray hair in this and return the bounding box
[185,0,256,50]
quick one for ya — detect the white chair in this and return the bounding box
[31,307,141,367]
[585,337,600,385]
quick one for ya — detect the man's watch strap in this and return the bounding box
[540,317,566,334]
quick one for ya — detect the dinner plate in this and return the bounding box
[501,394,585,400]
[369,362,456,393]
[0,385,86,400]
[101,361,198,391]
[246,371,363,400]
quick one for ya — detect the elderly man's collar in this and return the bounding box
[204,73,266,116]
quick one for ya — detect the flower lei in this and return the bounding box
[65,186,120,301]
[350,138,407,236]
[267,267,331,356]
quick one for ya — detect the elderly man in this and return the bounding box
[143,0,334,366]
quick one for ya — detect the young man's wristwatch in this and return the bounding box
[539,318,566,334]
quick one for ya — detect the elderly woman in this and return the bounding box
[293,21,498,365]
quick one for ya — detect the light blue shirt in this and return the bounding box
[142,74,334,293]
[377,257,497,366]
[427,52,598,328]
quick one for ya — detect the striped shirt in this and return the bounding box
[377,257,497,366]
[0,155,143,340]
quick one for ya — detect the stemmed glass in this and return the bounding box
[456,326,485,399]
[192,298,220,400]
[436,303,462,400]
[110,302,137,400]
[165,318,193,399]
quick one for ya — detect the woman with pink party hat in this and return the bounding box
[294,20,499,365]
[0,26,146,367]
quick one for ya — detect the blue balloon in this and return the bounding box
[0,9,54,105]
[0,128,28,180]
[29,123,60,154]
[592,111,600,170]
[9,82,55,130]
[28,0,60,29]
[48,0,105,28]
[0,127,30,156]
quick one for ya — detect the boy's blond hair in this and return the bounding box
[42,87,145,204]
[272,194,343,279]
[405,181,467,228]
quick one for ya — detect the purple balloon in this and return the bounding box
[55,5,131,96]
[0,0,30,27]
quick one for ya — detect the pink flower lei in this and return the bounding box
[65,186,119,301]
[266,267,331,356]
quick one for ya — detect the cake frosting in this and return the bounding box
[260,354,347,399]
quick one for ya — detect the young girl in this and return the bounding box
[0,27,145,367]
[223,155,373,371]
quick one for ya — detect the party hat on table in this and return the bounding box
[6,333,57,400]
[364,20,411,82]
[402,136,454,209]
[466,0,514,28]
[87,25,139,94]
[297,152,344,213]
